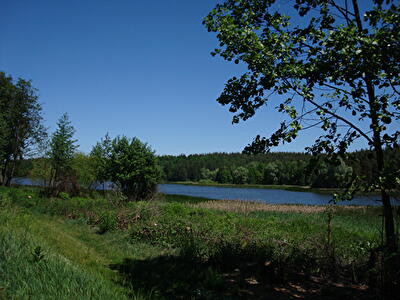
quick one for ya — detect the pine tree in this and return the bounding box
[48,113,78,190]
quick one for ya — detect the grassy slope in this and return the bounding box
[0,206,163,299]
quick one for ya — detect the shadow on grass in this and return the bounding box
[110,244,375,300]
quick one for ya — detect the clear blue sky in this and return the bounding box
[1,0,369,155]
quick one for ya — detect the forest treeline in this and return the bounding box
[158,150,400,188]
[14,148,400,189]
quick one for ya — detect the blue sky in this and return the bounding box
[1,0,370,155]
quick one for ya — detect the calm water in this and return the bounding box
[158,184,399,206]
[11,178,397,206]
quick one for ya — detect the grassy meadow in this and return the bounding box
[0,186,396,299]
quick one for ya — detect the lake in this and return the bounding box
[10,178,397,206]
[158,183,397,206]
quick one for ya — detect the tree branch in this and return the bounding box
[329,0,354,25]
[284,79,373,144]
[321,82,369,104]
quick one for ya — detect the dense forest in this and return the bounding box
[158,150,400,188]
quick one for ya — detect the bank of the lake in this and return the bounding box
[169,181,339,193]
[159,183,389,206]
[168,181,383,196]
[10,178,392,206]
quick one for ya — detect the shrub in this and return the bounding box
[98,211,117,234]
[91,135,161,201]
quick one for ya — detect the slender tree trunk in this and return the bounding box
[370,113,397,252]
[1,158,10,186]
[5,153,19,187]
[0,166,4,185]
[4,159,16,187]
[367,70,396,253]
[367,77,396,252]
[352,0,397,252]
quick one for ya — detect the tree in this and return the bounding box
[91,135,161,201]
[204,0,399,252]
[90,133,113,189]
[71,152,96,189]
[233,166,249,184]
[216,167,233,183]
[48,113,78,191]
[200,167,218,182]
[0,72,46,186]
[263,162,279,184]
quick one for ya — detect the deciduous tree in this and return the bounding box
[204,0,399,251]
[91,135,161,201]
[0,72,46,186]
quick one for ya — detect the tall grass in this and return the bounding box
[0,216,129,299]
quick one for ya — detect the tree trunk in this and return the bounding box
[352,0,397,252]
[368,85,397,252]
[4,158,17,187]
[1,158,10,186]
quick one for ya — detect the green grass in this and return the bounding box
[0,193,163,299]
[0,186,397,299]
[0,209,131,299]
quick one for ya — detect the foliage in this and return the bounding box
[71,152,97,189]
[48,113,78,194]
[90,133,112,186]
[159,150,399,188]
[200,167,218,182]
[204,0,399,251]
[91,135,161,201]
[98,211,117,234]
[28,158,52,186]
[232,166,249,184]
[0,72,46,186]
[215,166,233,184]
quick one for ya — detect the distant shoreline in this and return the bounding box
[165,181,383,196]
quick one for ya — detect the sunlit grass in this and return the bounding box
[0,206,161,300]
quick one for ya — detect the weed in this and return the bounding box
[58,192,70,200]
[98,211,117,234]
[31,246,46,263]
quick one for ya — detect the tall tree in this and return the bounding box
[204,1,399,251]
[0,72,46,186]
[48,113,78,190]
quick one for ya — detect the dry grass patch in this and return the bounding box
[191,200,367,214]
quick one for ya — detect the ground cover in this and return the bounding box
[0,186,397,299]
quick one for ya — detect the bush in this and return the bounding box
[91,135,161,201]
